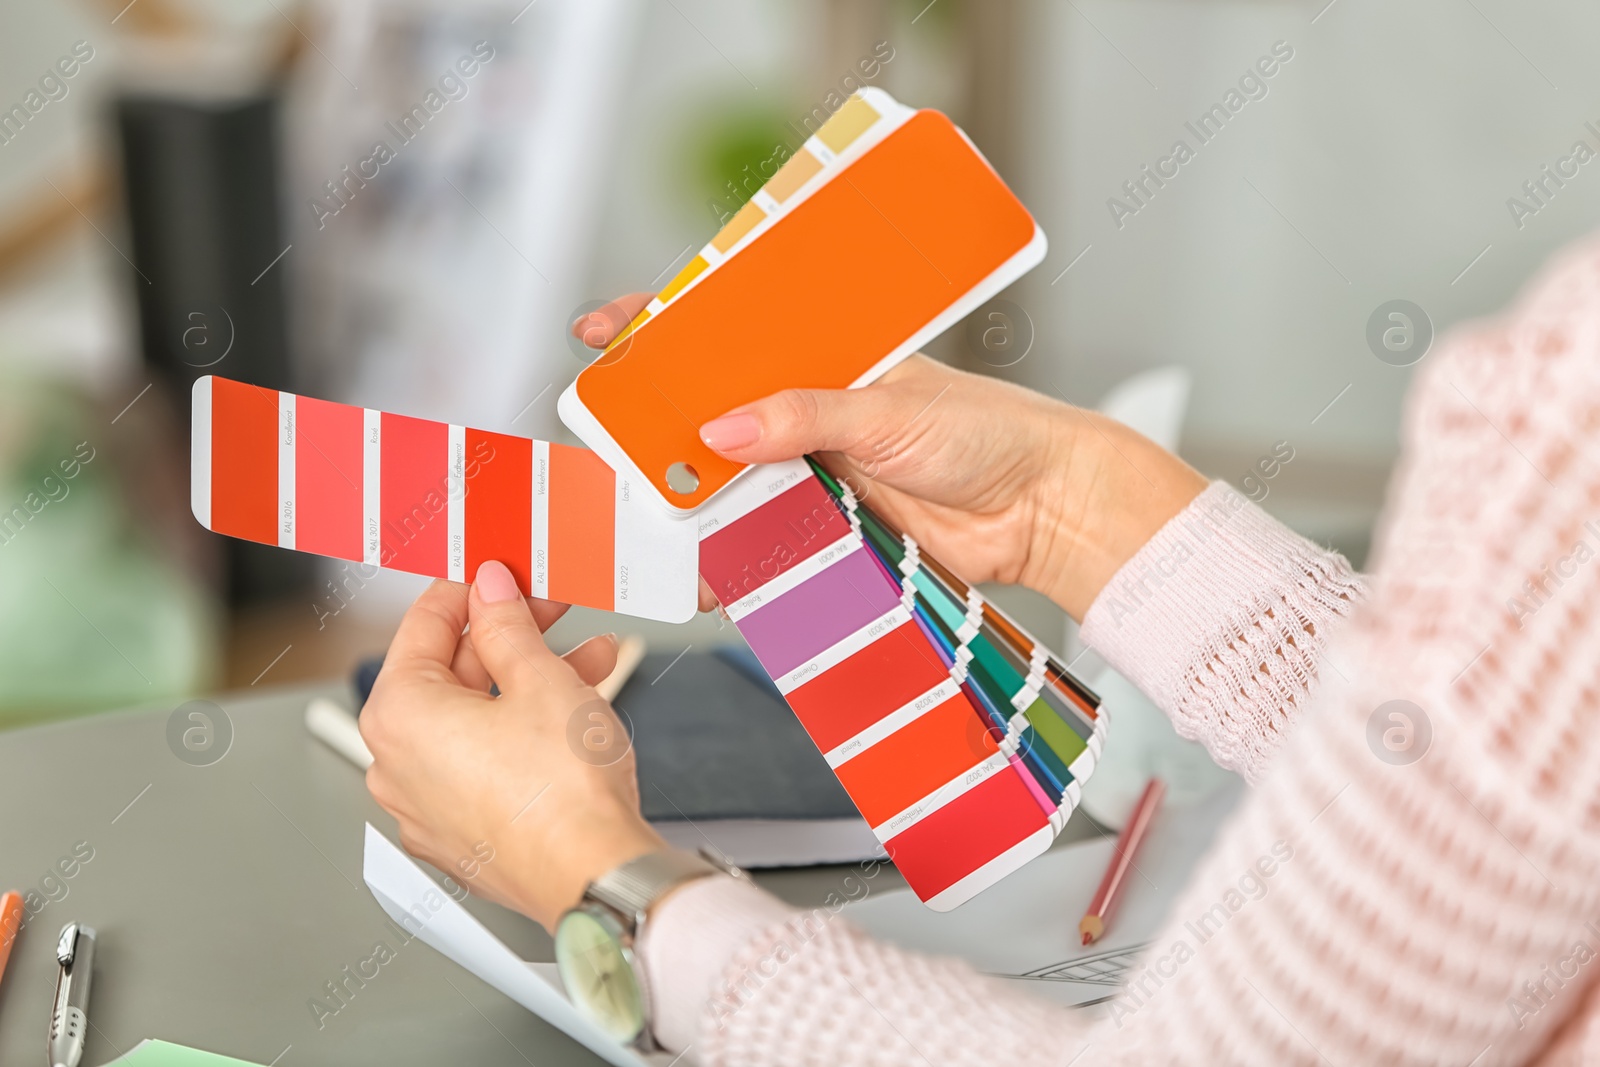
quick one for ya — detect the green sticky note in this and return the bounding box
[109,1040,267,1067]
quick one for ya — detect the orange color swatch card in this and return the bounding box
[559,88,1047,514]
[191,376,698,622]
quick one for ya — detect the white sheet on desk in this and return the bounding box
[362,823,654,1067]
[843,781,1243,1007]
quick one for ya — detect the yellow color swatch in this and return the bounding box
[711,201,767,254]
[657,255,709,304]
[605,308,651,351]
[765,149,824,203]
[816,95,880,154]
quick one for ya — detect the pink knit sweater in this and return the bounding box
[639,235,1600,1066]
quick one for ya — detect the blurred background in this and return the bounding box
[0,0,1595,725]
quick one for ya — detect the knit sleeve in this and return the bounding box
[641,872,1096,1067]
[641,235,1600,1067]
[1078,480,1364,780]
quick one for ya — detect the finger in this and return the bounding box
[450,630,494,692]
[382,580,472,681]
[696,357,945,465]
[561,633,620,688]
[455,597,566,691]
[528,597,571,632]
[467,560,575,694]
[697,577,719,613]
[571,293,653,349]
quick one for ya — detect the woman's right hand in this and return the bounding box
[571,295,1207,621]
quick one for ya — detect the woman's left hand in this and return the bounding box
[360,560,666,931]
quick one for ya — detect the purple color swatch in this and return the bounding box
[739,548,901,678]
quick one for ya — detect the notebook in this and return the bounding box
[620,647,885,867]
[103,1042,266,1066]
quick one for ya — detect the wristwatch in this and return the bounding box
[555,848,737,1050]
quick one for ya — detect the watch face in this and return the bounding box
[555,908,646,1044]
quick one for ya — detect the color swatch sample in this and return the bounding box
[191,376,698,622]
[561,87,1049,513]
[698,459,1105,910]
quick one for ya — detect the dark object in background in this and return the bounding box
[354,656,385,708]
[116,93,311,604]
[711,643,785,701]
[621,648,860,825]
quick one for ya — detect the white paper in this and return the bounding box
[361,824,650,1067]
[844,781,1242,1006]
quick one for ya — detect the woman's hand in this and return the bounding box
[573,295,1207,620]
[360,560,665,931]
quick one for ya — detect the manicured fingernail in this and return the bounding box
[474,560,520,603]
[576,314,610,348]
[700,413,761,452]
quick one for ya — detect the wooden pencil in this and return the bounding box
[1080,778,1165,945]
[596,634,647,702]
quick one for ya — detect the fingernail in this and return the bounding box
[577,314,610,348]
[604,631,619,646]
[700,413,761,452]
[474,560,520,603]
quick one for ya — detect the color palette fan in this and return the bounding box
[698,458,1105,910]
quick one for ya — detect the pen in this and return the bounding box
[305,697,373,771]
[49,922,95,1067]
[1080,778,1165,946]
[596,634,646,702]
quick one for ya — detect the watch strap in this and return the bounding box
[588,849,723,926]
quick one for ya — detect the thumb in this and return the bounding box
[467,561,571,694]
[698,387,890,465]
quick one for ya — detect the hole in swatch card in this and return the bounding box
[666,462,699,495]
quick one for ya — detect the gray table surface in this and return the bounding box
[0,681,930,1067]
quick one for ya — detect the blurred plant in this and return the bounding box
[683,105,799,227]
[0,371,218,726]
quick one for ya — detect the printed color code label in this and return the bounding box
[883,770,1051,900]
[785,621,950,752]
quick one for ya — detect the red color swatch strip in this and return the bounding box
[464,429,532,592]
[548,444,615,609]
[379,412,448,575]
[698,476,851,603]
[209,377,278,543]
[785,620,950,752]
[882,770,1049,899]
[294,395,363,561]
[834,692,1000,826]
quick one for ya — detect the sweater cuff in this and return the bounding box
[1079,480,1360,775]
[639,873,797,1055]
